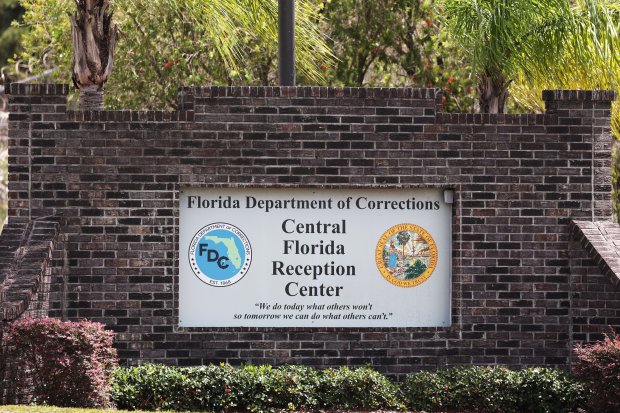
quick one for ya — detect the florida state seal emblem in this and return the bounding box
[375,223,438,287]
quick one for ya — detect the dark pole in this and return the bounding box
[278,0,295,86]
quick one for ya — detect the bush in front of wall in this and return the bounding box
[112,363,404,411]
[403,366,516,412]
[317,366,404,410]
[112,363,588,412]
[111,363,255,411]
[513,367,587,413]
[573,330,620,413]
[2,317,117,408]
[403,366,586,413]
[245,364,322,411]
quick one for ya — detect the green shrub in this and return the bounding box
[245,365,321,411]
[513,368,587,413]
[573,330,620,413]
[112,363,586,413]
[401,370,445,412]
[111,364,189,411]
[112,363,254,411]
[317,366,405,410]
[112,364,402,412]
[404,366,515,412]
[403,366,586,413]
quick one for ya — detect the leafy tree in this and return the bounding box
[15,0,333,109]
[440,0,619,113]
[320,0,476,112]
[0,0,25,70]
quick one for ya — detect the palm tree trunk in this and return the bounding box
[477,74,509,114]
[71,0,117,110]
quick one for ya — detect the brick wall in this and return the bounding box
[0,110,7,226]
[5,83,618,376]
[569,221,620,344]
[0,215,62,321]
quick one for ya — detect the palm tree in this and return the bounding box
[511,1,619,135]
[71,0,117,110]
[441,0,619,113]
[396,231,410,258]
[24,0,333,109]
[159,0,333,84]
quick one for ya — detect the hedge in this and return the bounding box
[0,315,590,413]
[111,364,586,413]
[403,366,586,413]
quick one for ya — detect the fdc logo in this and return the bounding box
[189,223,252,286]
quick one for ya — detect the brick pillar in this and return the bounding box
[7,84,69,219]
[176,87,195,111]
[543,90,617,220]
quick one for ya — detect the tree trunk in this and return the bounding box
[477,73,509,114]
[71,0,117,110]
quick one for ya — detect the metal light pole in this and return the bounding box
[278,0,295,86]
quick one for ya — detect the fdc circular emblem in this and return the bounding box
[189,223,252,287]
[375,223,438,288]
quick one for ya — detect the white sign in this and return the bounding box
[179,188,452,327]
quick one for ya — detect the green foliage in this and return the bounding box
[16,0,477,111]
[404,367,517,412]
[441,0,573,83]
[0,0,24,68]
[112,364,404,412]
[513,368,587,413]
[440,0,619,112]
[112,364,588,413]
[317,366,404,410]
[403,366,587,413]
[0,0,23,27]
[510,1,618,129]
[15,0,334,109]
[246,365,322,411]
[320,0,476,112]
[111,363,253,411]
[508,1,619,216]
[405,259,427,279]
[0,406,203,412]
[573,330,620,413]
